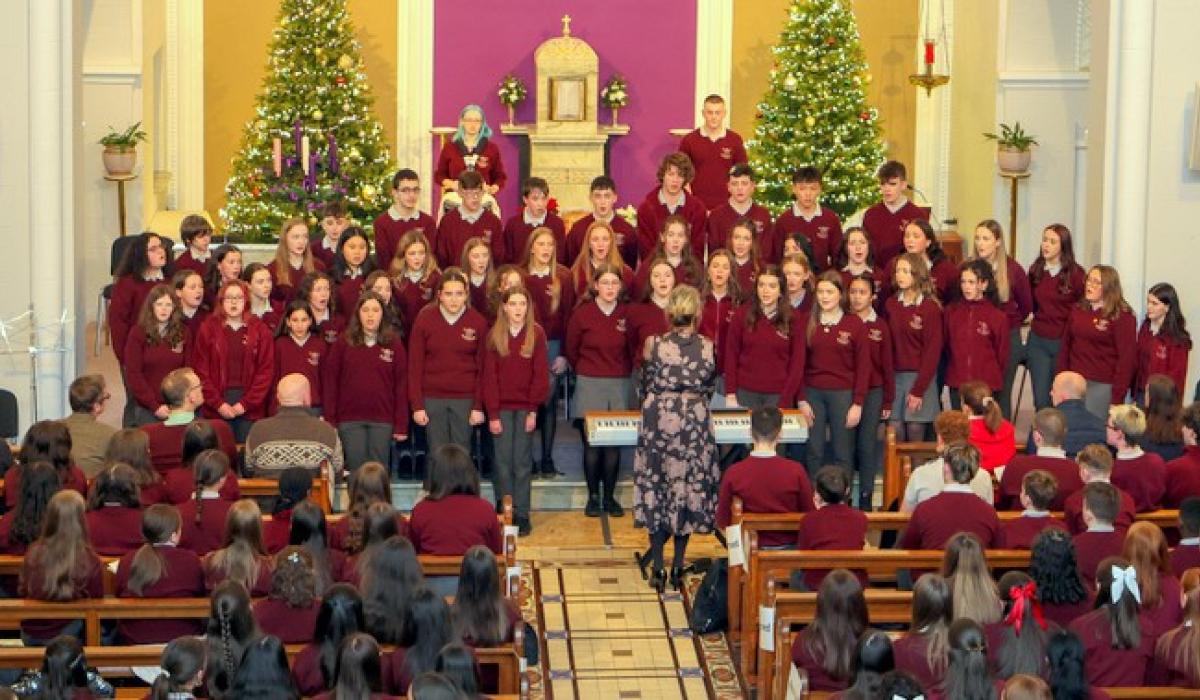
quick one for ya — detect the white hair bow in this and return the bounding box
[894,695,925,700]
[1111,564,1141,604]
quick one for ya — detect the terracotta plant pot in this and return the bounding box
[997,147,1031,175]
[102,147,137,177]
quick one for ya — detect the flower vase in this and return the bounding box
[611,107,620,126]
[506,104,515,126]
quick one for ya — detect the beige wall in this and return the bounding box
[202,0,397,223]
[731,0,918,170]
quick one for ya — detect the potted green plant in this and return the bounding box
[984,121,1038,175]
[99,122,148,177]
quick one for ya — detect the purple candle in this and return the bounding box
[328,133,340,175]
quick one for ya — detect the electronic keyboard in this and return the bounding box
[584,409,809,446]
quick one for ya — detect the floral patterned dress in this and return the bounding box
[633,331,720,535]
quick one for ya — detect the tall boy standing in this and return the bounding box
[679,94,747,210]
[773,167,843,271]
[704,164,775,262]
[635,152,708,261]
[500,177,566,265]
[565,176,638,268]
[861,160,929,268]
[373,168,437,270]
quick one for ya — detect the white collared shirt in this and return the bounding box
[729,200,753,216]
[819,308,844,327]
[1036,446,1068,458]
[596,299,618,316]
[658,188,684,212]
[749,449,777,457]
[440,306,466,325]
[792,203,822,222]
[388,205,421,222]
[702,126,728,141]
[884,197,910,214]
[942,483,976,494]
[1087,524,1116,533]
[188,247,210,262]
[1022,509,1053,518]
[459,206,485,224]
[523,209,547,227]
[1117,447,1146,461]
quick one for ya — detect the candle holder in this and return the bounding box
[910,37,949,96]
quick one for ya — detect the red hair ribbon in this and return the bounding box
[1004,581,1047,635]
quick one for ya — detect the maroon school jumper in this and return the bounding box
[679,128,747,209]
[1150,626,1200,688]
[373,209,437,271]
[626,302,669,369]
[861,312,896,407]
[699,293,739,380]
[1134,319,1191,397]
[173,249,210,277]
[86,506,144,556]
[1029,263,1086,340]
[291,643,328,696]
[19,543,104,640]
[1057,306,1137,404]
[467,278,490,319]
[861,200,929,269]
[791,631,850,692]
[944,299,1009,390]
[899,488,1002,549]
[1073,530,1126,584]
[180,307,209,341]
[774,205,843,271]
[1001,513,1068,549]
[270,259,327,305]
[434,138,507,191]
[565,301,633,378]
[333,273,368,322]
[115,545,205,642]
[715,454,813,547]
[178,496,236,556]
[796,504,869,589]
[108,275,161,364]
[729,258,759,297]
[800,312,870,405]
[1165,446,1200,507]
[310,235,339,269]
[407,305,487,412]
[193,316,276,420]
[879,256,960,304]
[521,267,575,342]
[272,333,328,411]
[998,259,1034,329]
[565,213,640,270]
[253,597,319,643]
[1171,540,1200,577]
[312,312,345,346]
[1111,450,1167,512]
[997,451,1083,511]
[704,202,776,262]
[500,211,567,265]
[724,306,806,408]
[635,189,708,261]
[123,328,190,412]
[394,271,440,341]
[435,207,503,269]
[140,418,238,473]
[322,336,410,434]
[1064,486,1137,535]
[482,324,550,416]
[408,494,503,555]
[1069,608,1154,687]
[892,633,945,691]
[2,464,88,509]
[885,295,944,403]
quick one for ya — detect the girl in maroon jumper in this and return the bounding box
[726,267,806,416]
[363,536,425,645]
[104,429,165,509]
[272,301,326,415]
[292,584,366,696]
[435,104,506,200]
[942,533,1003,625]
[178,449,236,555]
[484,287,549,533]
[110,231,173,425]
[330,462,397,553]
[253,546,319,643]
[782,252,815,313]
[453,545,521,647]
[5,420,87,509]
[801,271,869,474]
[203,498,274,595]
[84,462,144,555]
[345,502,402,586]
[299,271,344,345]
[18,490,104,643]
[1123,521,1184,637]
[270,217,324,304]
[886,253,944,441]
[974,220,1034,419]
[174,214,214,276]
[330,227,375,320]
[123,284,190,425]
[0,461,58,556]
[1136,282,1192,399]
[486,264,523,323]
[204,243,243,310]
[1151,568,1200,688]
[1058,264,1137,417]
[324,292,410,470]
[1142,374,1185,462]
[728,218,762,294]
[848,274,894,509]
[835,226,876,285]
[1069,556,1154,688]
[700,249,742,406]
[569,219,634,299]
[115,504,205,643]
[388,229,440,341]
[408,444,503,556]
[565,264,635,514]
[884,219,957,302]
[149,636,207,699]
[945,259,1009,408]
[365,270,402,330]
[961,381,1016,476]
[461,236,495,317]
[633,215,702,298]
[173,268,209,339]
[313,632,391,700]
[791,569,868,692]
[242,263,282,333]
[629,258,676,371]
[408,268,487,456]
[289,500,348,592]
[940,619,1001,700]
[1027,224,1087,410]
[204,580,261,698]
[893,574,951,690]
[385,588,460,695]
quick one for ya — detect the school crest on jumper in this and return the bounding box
[720,147,733,160]
[482,230,493,243]
[1156,344,1168,360]
[754,220,766,235]
[380,348,394,363]
[616,318,627,333]
[324,329,339,343]
[477,156,490,170]
[909,315,924,331]
[836,330,852,346]
[868,328,883,343]
[817,226,830,240]
[307,352,320,367]
[172,343,184,354]
[421,287,433,301]
[462,328,478,342]
[463,154,479,170]
[1094,318,1109,331]
[976,321,991,337]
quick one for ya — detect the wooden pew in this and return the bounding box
[0,476,333,514]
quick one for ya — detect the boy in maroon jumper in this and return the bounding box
[678,94,747,210]
[998,408,1083,510]
[1071,482,1127,583]
[1165,403,1200,507]
[435,171,502,268]
[173,215,214,276]
[140,368,238,473]
[1064,444,1137,534]
[311,201,349,269]
[1002,470,1067,548]
[636,152,708,261]
[796,465,867,589]
[773,167,843,271]
[500,177,566,265]
[1170,497,1200,576]
[704,163,775,262]
[1106,403,1167,511]
[715,407,813,547]
[860,160,929,269]
[373,168,436,270]
[899,443,1001,549]
[566,176,639,268]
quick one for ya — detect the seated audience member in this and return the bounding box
[345,502,402,587]
[877,671,927,700]
[362,536,425,645]
[942,533,1003,625]
[796,465,868,589]
[253,546,320,644]
[6,420,87,509]
[452,545,521,647]
[244,373,344,479]
[901,410,993,512]
[1030,528,1095,628]
[0,461,59,556]
[18,490,104,643]
[838,630,895,699]
[1123,521,1183,637]
[204,580,261,699]
[292,584,366,696]
[1072,482,1127,585]
[141,368,237,472]
[262,467,313,554]
[891,573,952,690]
[961,380,1017,476]
[227,635,299,698]
[385,587,460,696]
[104,428,170,506]
[900,443,1001,550]
[1173,497,1200,577]
[408,445,503,556]
[115,504,204,643]
[202,498,274,596]
[1026,371,1107,456]
[1063,444,1136,534]
[436,643,483,698]
[941,618,1001,700]
[1003,674,1053,700]
[1068,556,1154,688]
[314,632,388,700]
[1141,373,1186,462]
[716,406,814,547]
[329,461,396,553]
[1107,403,1167,511]
[289,500,347,593]
[149,636,207,699]
[1165,402,1200,507]
[58,374,116,478]
[998,408,1083,510]
[18,636,100,699]
[986,571,1055,680]
[1001,470,1067,549]
[1045,630,1108,700]
[161,419,241,504]
[790,569,868,692]
[178,449,238,556]
[1150,567,1200,688]
[84,462,145,555]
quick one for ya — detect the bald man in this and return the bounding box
[1025,371,1107,457]
[245,373,344,479]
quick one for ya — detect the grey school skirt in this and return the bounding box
[892,370,941,423]
[573,375,634,417]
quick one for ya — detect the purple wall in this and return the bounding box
[433,0,698,217]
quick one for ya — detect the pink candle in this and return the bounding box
[272,138,282,177]
[924,40,935,66]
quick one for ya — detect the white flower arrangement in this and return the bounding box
[497,75,528,107]
[616,204,637,228]
[600,75,629,108]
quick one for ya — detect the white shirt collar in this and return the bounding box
[729,200,753,216]
[701,126,727,141]
[440,306,466,324]
[658,188,684,212]
[1021,509,1052,518]
[1116,447,1145,460]
[188,247,210,262]
[321,237,338,252]
[388,205,420,222]
[898,292,923,308]
[819,308,844,326]
[942,483,975,494]
[1181,537,1200,546]
[459,206,484,224]
[792,203,822,221]
[1036,446,1067,458]
[1087,524,1116,533]
[523,209,547,226]
[1045,262,1062,276]
[144,270,165,282]
[596,299,618,316]
[884,197,909,214]
[859,309,878,324]
[749,449,777,457]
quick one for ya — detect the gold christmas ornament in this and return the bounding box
[804,116,816,128]
[784,74,797,89]
[337,54,354,71]
[312,109,324,121]
[314,47,324,58]
[255,119,267,131]
[361,184,377,199]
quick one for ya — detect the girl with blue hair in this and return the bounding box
[436,104,507,201]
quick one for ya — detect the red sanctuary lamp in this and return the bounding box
[909,39,949,95]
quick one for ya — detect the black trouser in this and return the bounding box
[576,419,619,502]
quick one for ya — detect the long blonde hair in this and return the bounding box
[204,499,269,593]
[572,220,625,281]
[488,286,538,359]
[521,227,563,314]
[942,533,1002,624]
[975,219,1011,303]
[272,217,316,280]
[894,252,939,306]
[389,229,439,284]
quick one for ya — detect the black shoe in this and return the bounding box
[542,459,564,479]
[584,495,602,517]
[669,566,685,591]
[517,516,532,537]
[635,549,651,580]
[650,569,667,593]
[605,499,625,517]
[532,462,546,480]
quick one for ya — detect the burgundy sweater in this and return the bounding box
[272,334,328,410]
[899,489,1001,549]
[716,454,813,547]
[796,503,868,589]
[373,210,437,270]
[678,128,747,209]
[565,301,633,378]
[521,266,575,341]
[699,293,739,379]
[1165,446,1200,508]
[434,138,506,190]
[861,313,895,404]
[1029,263,1086,339]
[944,299,1009,390]
[1065,485,1137,535]
[435,208,503,269]
[115,545,205,643]
[997,452,1083,510]
[253,597,319,644]
[704,202,776,262]
[861,200,929,269]
[269,259,326,305]
[1111,451,1167,512]
[407,305,487,409]
[123,328,190,411]
[1134,319,1191,397]
[394,271,440,340]
[1057,306,1137,403]
[482,324,550,413]
[774,206,842,270]
[635,190,708,260]
[178,496,236,556]
[108,275,160,364]
[1069,608,1153,687]
[724,306,806,406]
[565,214,639,269]
[86,506,145,556]
[801,313,870,404]
[323,336,409,432]
[885,295,944,398]
[1002,514,1068,549]
[408,494,503,555]
[193,316,276,419]
[140,418,238,473]
[499,211,567,265]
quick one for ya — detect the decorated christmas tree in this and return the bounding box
[748,0,887,219]
[222,0,393,241]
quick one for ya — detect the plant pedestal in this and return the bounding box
[103,173,137,236]
[999,171,1031,256]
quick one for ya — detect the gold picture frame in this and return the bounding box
[550,77,586,121]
